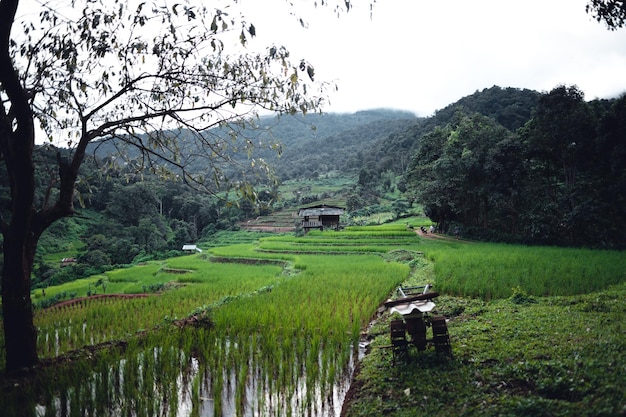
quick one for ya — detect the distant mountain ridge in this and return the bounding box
[86,86,541,181]
[351,86,541,178]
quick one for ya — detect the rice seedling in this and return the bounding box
[256,229,420,255]
[32,256,286,361]
[423,242,626,299]
[5,225,622,416]
[209,243,297,261]
[261,235,418,245]
[188,252,409,415]
[344,224,411,232]
[4,231,410,416]
[258,240,399,253]
[308,229,417,238]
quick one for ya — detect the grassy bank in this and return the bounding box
[343,243,626,417]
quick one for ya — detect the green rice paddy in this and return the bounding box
[1,225,624,416]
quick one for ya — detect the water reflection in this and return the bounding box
[3,328,356,417]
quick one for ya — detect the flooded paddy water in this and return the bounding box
[2,234,415,416]
[3,326,358,417]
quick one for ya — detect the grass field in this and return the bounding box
[423,241,626,299]
[344,281,626,417]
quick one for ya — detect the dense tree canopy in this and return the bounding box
[403,86,626,248]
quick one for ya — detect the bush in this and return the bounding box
[509,286,537,305]
[78,249,112,269]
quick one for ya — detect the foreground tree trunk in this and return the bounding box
[0,89,41,372]
[0,114,40,372]
[1,0,40,373]
[2,236,39,372]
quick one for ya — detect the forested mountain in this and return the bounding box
[84,87,539,184]
[273,113,419,180]
[85,109,419,182]
[256,109,418,147]
[431,85,540,131]
[270,86,540,181]
[333,86,541,185]
[5,84,624,294]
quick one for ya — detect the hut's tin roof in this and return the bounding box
[297,205,345,217]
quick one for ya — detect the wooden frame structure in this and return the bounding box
[297,204,344,233]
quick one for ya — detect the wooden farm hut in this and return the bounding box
[298,204,344,233]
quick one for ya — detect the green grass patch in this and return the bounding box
[308,229,416,239]
[258,241,402,254]
[345,282,626,417]
[344,224,411,232]
[350,211,396,225]
[209,243,297,262]
[423,242,626,299]
[199,230,284,247]
[388,215,435,228]
[30,276,103,301]
[257,231,420,254]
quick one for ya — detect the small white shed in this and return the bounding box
[182,244,203,253]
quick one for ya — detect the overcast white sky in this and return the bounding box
[15,0,626,119]
[239,0,626,116]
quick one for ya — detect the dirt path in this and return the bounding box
[415,228,457,241]
[46,293,151,311]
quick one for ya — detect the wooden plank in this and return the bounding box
[384,292,439,307]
